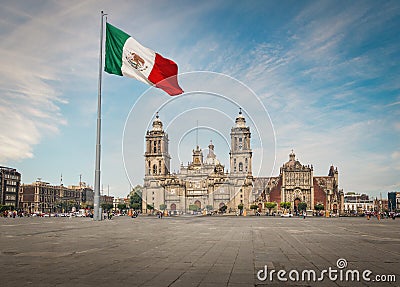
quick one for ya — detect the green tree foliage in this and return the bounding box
[0,205,14,212]
[264,202,277,214]
[237,203,244,210]
[101,203,113,211]
[131,203,141,210]
[280,202,291,210]
[315,203,324,211]
[117,203,126,210]
[206,205,213,211]
[189,204,200,211]
[129,185,142,210]
[159,204,167,211]
[298,202,307,211]
[219,205,227,213]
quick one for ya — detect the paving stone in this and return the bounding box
[0,216,399,286]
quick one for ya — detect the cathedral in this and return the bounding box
[142,110,344,215]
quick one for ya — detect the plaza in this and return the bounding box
[0,216,399,287]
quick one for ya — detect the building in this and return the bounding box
[388,191,400,212]
[343,192,374,214]
[0,166,21,208]
[142,110,344,214]
[100,195,114,206]
[373,197,389,213]
[255,152,344,215]
[142,110,252,213]
[69,182,94,208]
[113,197,127,211]
[19,181,89,213]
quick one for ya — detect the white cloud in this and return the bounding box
[392,151,400,160]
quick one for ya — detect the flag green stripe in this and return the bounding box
[104,23,130,76]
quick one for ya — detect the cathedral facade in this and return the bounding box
[254,152,344,214]
[142,110,344,215]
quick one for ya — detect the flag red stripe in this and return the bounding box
[148,53,184,96]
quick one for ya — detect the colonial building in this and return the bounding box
[343,192,374,214]
[69,182,94,208]
[142,110,252,213]
[0,166,21,208]
[19,181,93,213]
[142,110,344,215]
[256,152,344,214]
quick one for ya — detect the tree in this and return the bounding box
[129,185,142,210]
[101,203,113,211]
[189,204,200,212]
[159,204,167,211]
[117,203,126,211]
[206,205,213,211]
[298,202,307,211]
[280,202,291,211]
[147,204,154,211]
[315,204,324,211]
[131,203,141,210]
[0,205,14,212]
[219,205,227,213]
[250,204,258,213]
[264,202,277,215]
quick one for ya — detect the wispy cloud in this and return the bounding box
[186,1,400,196]
[1,1,399,197]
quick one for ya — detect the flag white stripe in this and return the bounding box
[121,37,155,85]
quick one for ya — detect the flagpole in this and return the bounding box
[94,11,106,221]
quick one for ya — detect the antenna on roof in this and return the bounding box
[196,120,199,147]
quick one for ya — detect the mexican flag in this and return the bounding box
[104,23,183,96]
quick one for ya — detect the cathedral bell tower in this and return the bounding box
[230,108,252,176]
[144,113,171,177]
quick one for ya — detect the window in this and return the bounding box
[234,159,237,172]
[239,162,243,172]
[158,140,161,153]
[153,164,157,175]
[148,161,151,174]
[153,142,157,153]
[159,160,162,174]
[6,186,16,192]
[5,195,16,200]
[238,138,243,150]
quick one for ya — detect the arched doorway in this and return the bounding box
[170,203,176,211]
[219,202,225,208]
[294,198,301,214]
[194,200,201,209]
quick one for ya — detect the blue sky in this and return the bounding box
[0,0,399,198]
